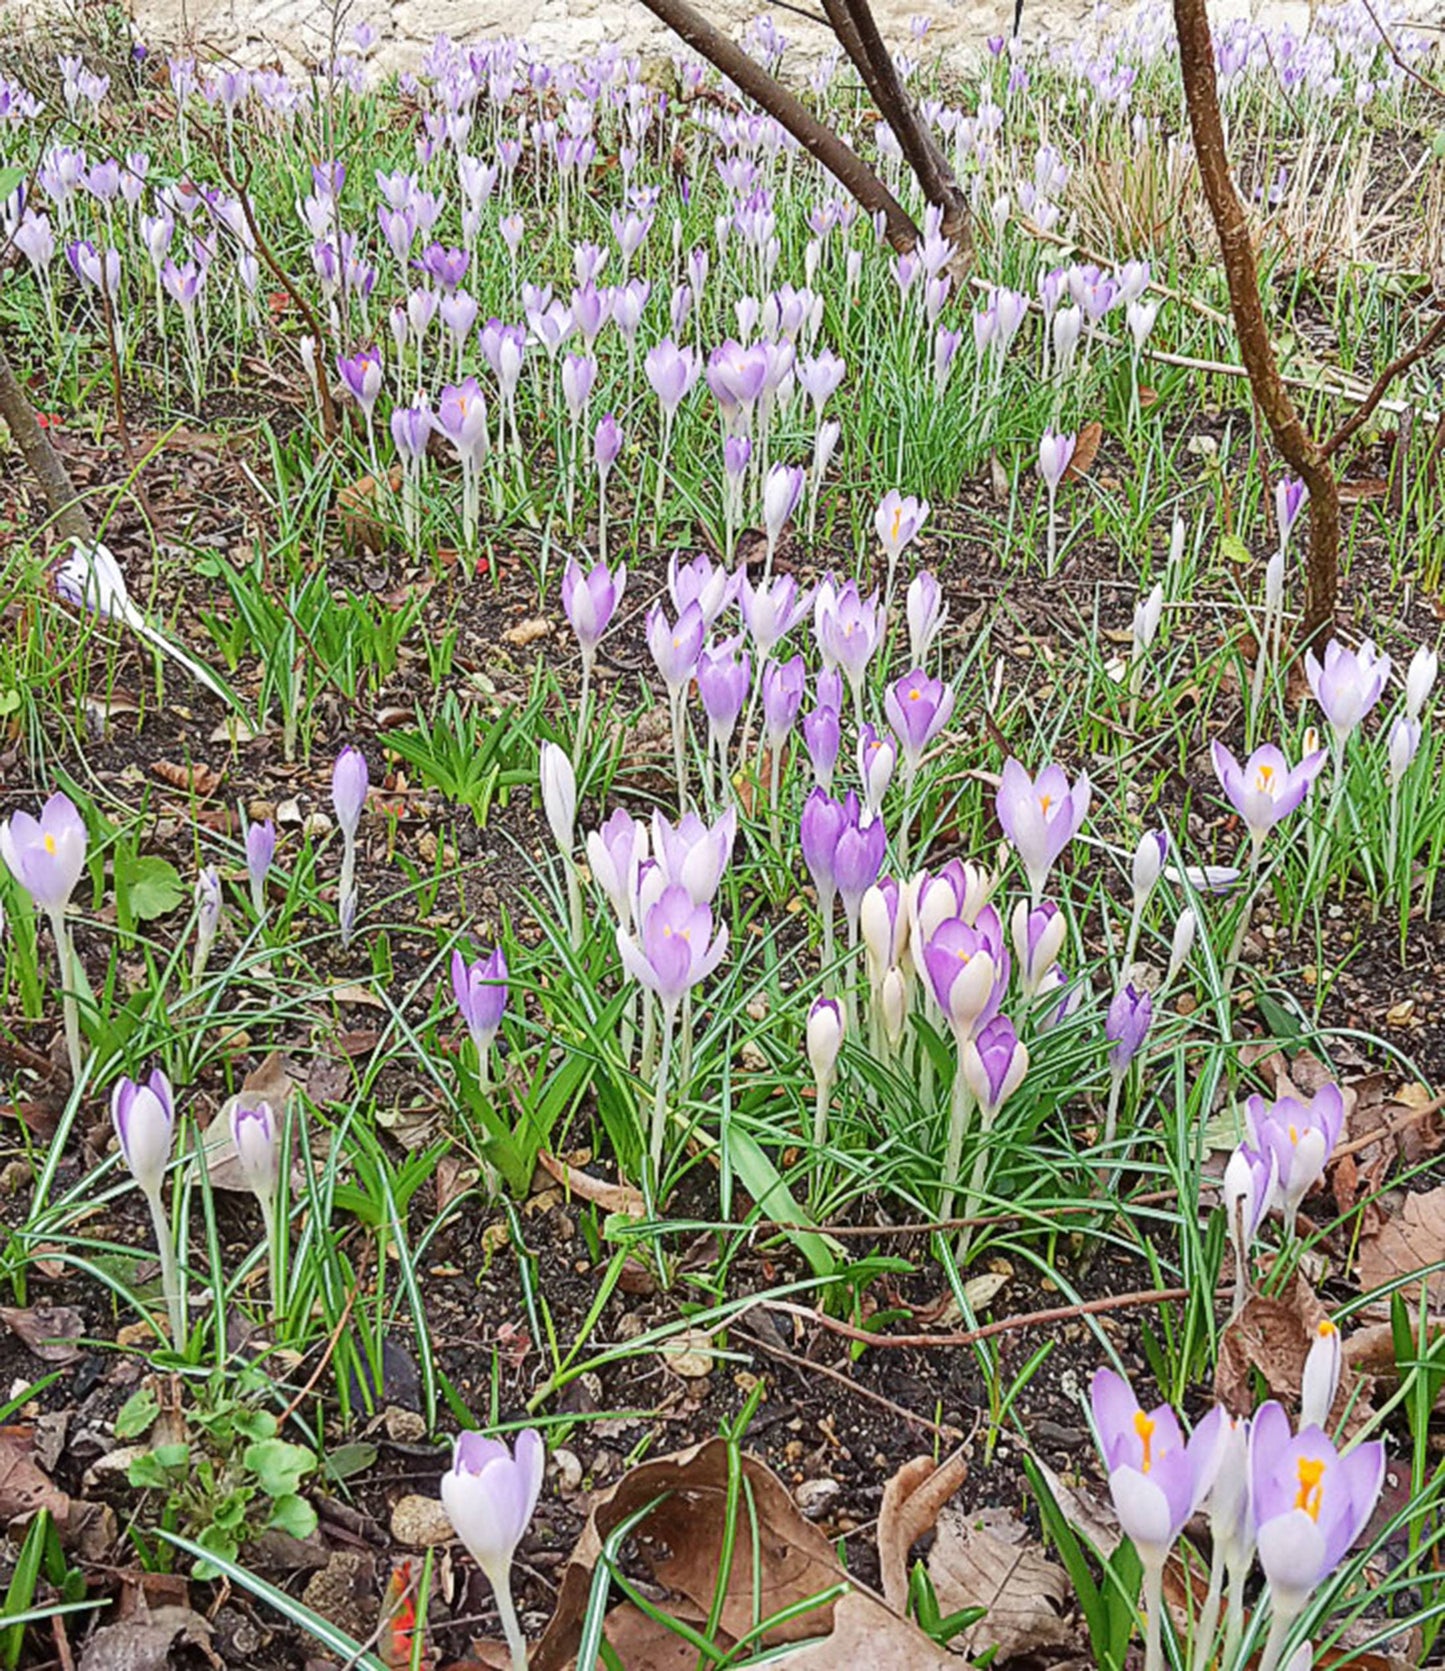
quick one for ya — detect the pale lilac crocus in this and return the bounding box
[1010,899,1066,999]
[441,1429,545,1671]
[331,746,368,945]
[231,1096,285,1312]
[806,994,845,1149]
[817,581,883,731]
[651,806,736,906]
[1038,428,1075,575]
[594,413,622,563]
[1305,640,1390,793]
[1406,645,1438,720]
[562,557,626,761]
[670,553,736,632]
[246,818,275,920]
[800,788,849,968]
[1091,1369,1226,1671]
[540,740,583,949]
[834,802,886,940]
[802,705,841,792]
[586,810,649,931]
[961,1012,1029,1213]
[907,570,947,669]
[617,884,728,1174]
[112,1070,184,1343]
[761,463,805,576]
[648,600,705,809]
[645,337,700,517]
[452,946,507,1089]
[1,793,89,1075]
[697,637,751,790]
[874,490,930,604]
[1246,1084,1346,1238]
[434,377,489,546]
[740,574,811,662]
[995,758,1091,907]
[723,433,752,561]
[1211,741,1325,849]
[924,914,1004,1220]
[857,725,896,823]
[885,667,954,777]
[1224,1137,1276,1318]
[1300,1319,1342,1431]
[1250,1402,1384,1671]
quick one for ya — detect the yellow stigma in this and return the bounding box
[891,507,902,541]
[1134,1410,1156,1473]
[1318,1320,1337,1338]
[1039,794,1053,813]
[1289,1123,1300,1144]
[908,688,921,701]
[43,834,56,855]
[1256,764,1275,791]
[1294,1456,1326,1520]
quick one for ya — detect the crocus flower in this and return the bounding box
[647,600,705,699]
[801,788,849,938]
[585,810,648,930]
[761,464,805,569]
[332,745,368,945]
[0,791,86,914]
[907,570,947,668]
[1300,1319,1341,1430]
[885,667,955,774]
[1106,982,1152,1073]
[539,741,576,860]
[963,1014,1029,1119]
[441,1429,545,1671]
[192,866,221,986]
[1304,639,1390,747]
[762,656,806,750]
[452,947,508,1085]
[807,994,844,1148]
[562,558,626,659]
[1406,645,1438,720]
[246,818,276,917]
[875,490,930,600]
[1250,1401,1384,1629]
[741,574,811,661]
[1011,899,1066,998]
[337,346,383,418]
[834,805,886,936]
[1038,428,1075,491]
[1132,829,1168,910]
[995,759,1091,905]
[1246,1084,1346,1237]
[617,883,728,1011]
[1211,742,1326,846]
[651,807,736,905]
[859,879,905,983]
[1276,476,1307,546]
[923,918,1000,1040]
[1387,714,1421,786]
[231,1099,281,1211]
[817,581,883,718]
[1090,1367,1226,1571]
[669,553,736,630]
[112,1070,184,1343]
[697,637,751,762]
[802,704,841,790]
[1224,1137,1276,1315]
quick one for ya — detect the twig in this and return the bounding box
[1321,307,1445,462]
[1357,0,1445,102]
[733,1325,966,1439]
[755,1285,1193,1351]
[808,1190,1182,1238]
[1331,1093,1445,1163]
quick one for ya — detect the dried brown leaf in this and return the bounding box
[535,1152,645,1217]
[925,1507,1071,1659]
[151,759,223,798]
[1357,1186,1445,1308]
[877,1450,969,1611]
[0,1303,85,1363]
[1061,420,1103,483]
[502,616,552,648]
[1215,1277,1372,1430]
[77,1604,213,1671]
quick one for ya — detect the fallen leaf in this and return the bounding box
[151,759,223,797]
[0,1430,71,1523]
[925,1507,1071,1659]
[1061,420,1103,483]
[877,1450,969,1610]
[331,982,387,1010]
[502,616,551,647]
[528,1439,949,1671]
[1215,1277,1371,1430]
[0,1304,85,1363]
[390,1494,452,1549]
[78,1604,213,1671]
[1357,1187,1445,1308]
[536,1152,645,1217]
[194,1053,299,1193]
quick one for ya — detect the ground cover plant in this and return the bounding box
[0,0,1443,1665]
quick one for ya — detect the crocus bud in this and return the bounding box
[441,1428,545,1599]
[806,995,844,1089]
[1265,548,1286,613]
[1011,898,1066,998]
[112,1070,175,1199]
[857,725,896,820]
[1406,645,1438,720]
[247,819,276,912]
[332,746,369,841]
[1038,428,1075,492]
[963,1014,1029,1118]
[859,880,902,980]
[1387,715,1421,786]
[802,707,840,791]
[762,463,804,549]
[1167,908,1196,985]
[1105,983,1152,1074]
[880,966,907,1048]
[1300,1318,1341,1429]
[906,570,947,667]
[453,946,508,1055]
[539,741,576,858]
[1131,584,1163,657]
[231,1099,280,1209]
[1131,829,1167,910]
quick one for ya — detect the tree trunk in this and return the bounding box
[0,335,94,551]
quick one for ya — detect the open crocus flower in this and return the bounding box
[995,759,1091,906]
[816,580,883,718]
[875,490,930,599]
[668,552,737,631]
[741,574,812,661]
[1,791,87,915]
[617,884,729,1014]
[442,1429,545,1671]
[651,806,736,905]
[1211,741,1326,846]
[922,918,1001,1041]
[647,600,706,699]
[1091,1370,1226,1563]
[562,557,626,659]
[1250,1401,1384,1653]
[1246,1084,1346,1237]
[586,809,649,930]
[452,946,508,1078]
[885,668,955,774]
[1304,638,1390,747]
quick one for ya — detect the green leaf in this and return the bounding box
[232,1408,278,1443]
[1218,534,1252,567]
[267,1494,318,1541]
[117,854,186,922]
[243,1438,317,1499]
[191,1522,239,1582]
[726,1131,839,1279]
[127,1444,190,1489]
[114,1386,159,1441]
[323,1442,379,1482]
[0,169,23,204]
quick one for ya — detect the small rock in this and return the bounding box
[795,1477,841,1520]
[550,1448,583,1496]
[303,811,333,839]
[384,1406,427,1443]
[389,1494,453,1548]
[276,797,303,826]
[660,1328,715,1380]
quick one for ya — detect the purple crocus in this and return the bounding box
[1245,1084,1346,1237]
[1106,983,1152,1074]
[644,338,700,417]
[816,580,883,719]
[857,725,896,821]
[1250,1401,1384,1631]
[337,346,383,418]
[1038,428,1076,491]
[1090,1367,1226,1571]
[0,791,87,913]
[740,574,811,661]
[1304,639,1390,747]
[963,1014,1029,1119]
[452,946,508,1070]
[995,759,1091,905]
[246,819,276,917]
[332,747,368,841]
[800,788,849,934]
[834,803,886,935]
[761,656,806,750]
[594,413,622,480]
[112,1069,175,1199]
[802,706,841,791]
[1211,741,1326,846]
[1276,476,1307,546]
[1010,899,1066,998]
[907,570,947,667]
[670,552,737,631]
[651,806,737,905]
[617,883,728,1012]
[885,668,955,773]
[646,600,705,699]
[562,558,626,658]
[441,1429,545,1671]
[231,1099,280,1211]
[923,918,1001,1041]
[697,637,751,761]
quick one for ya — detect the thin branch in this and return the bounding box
[637,0,921,249]
[1321,306,1445,462]
[0,335,94,549]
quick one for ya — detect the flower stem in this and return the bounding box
[938,1052,975,1224]
[1141,1557,1164,1671]
[46,911,83,1087]
[144,1187,185,1350]
[1258,1605,1300,1671]
[649,1003,676,1185]
[1191,1539,1225,1671]
[565,859,584,953]
[1224,836,1264,986]
[489,1569,528,1671]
